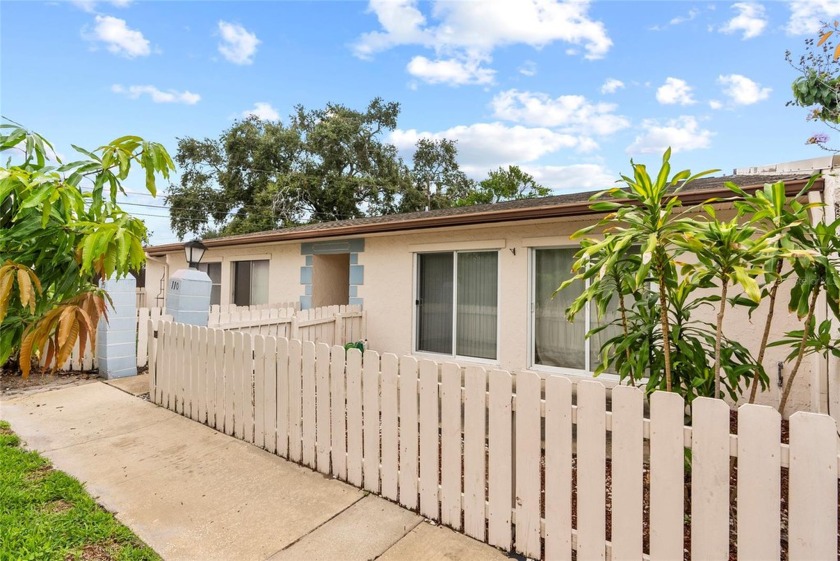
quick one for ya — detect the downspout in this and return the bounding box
[145,254,169,308]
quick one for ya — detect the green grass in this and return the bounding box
[0,420,160,561]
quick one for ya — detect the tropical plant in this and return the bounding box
[0,121,173,376]
[773,217,840,413]
[564,148,716,392]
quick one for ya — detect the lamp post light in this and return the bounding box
[183,239,207,269]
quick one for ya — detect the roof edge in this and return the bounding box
[146,177,824,256]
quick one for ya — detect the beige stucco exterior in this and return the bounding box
[146,201,831,417]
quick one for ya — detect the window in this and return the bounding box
[416,251,498,360]
[197,262,222,306]
[232,260,269,306]
[531,247,622,373]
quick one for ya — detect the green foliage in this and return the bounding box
[561,150,838,411]
[0,120,173,371]
[344,341,365,352]
[167,99,555,240]
[787,23,840,147]
[453,165,550,207]
[0,421,160,560]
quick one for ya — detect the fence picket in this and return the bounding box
[737,404,780,561]
[609,385,643,561]
[398,355,419,510]
[253,335,266,448]
[212,329,224,430]
[514,371,541,559]
[302,341,317,468]
[690,397,729,561]
[649,390,684,561]
[263,336,277,453]
[488,370,513,551]
[380,353,399,500]
[276,338,290,458]
[223,330,236,436]
[346,348,363,487]
[544,375,572,561]
[330,344,347,479]
[315,342,331,475]
[440,362,462,530]
[788,412,838,561]
[577,380,606,561]
[148,320,157,402]
[196,327,208,424]
[238,332,252,440]
[418,360,439,520]
[288,339,303,462]
[363,350,381,492]
[177,323,188,415]
[189,325,200,421]
[463,366,487,541]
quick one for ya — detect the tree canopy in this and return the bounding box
[167,98,550,239]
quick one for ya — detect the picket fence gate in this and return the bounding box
[209,305,365,347]
[149,321,838,561]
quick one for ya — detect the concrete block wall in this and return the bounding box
[97,277,137,379]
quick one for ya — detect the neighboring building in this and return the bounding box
[144,161,840,418]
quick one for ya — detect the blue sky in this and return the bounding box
[3,0,839,244]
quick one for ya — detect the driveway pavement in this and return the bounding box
[1,380,512,561]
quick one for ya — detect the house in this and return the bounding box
[144,157,840,418]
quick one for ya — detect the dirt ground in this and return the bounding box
[1,368,100,398]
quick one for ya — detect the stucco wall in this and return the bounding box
[148,209,820,416]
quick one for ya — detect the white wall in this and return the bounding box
[149,208,818,415]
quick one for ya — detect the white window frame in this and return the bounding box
[197,261,223,306]
[412,249,501,365]
[528,245,619,381]
[231,258,270,306]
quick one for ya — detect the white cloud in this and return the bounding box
[709,99,724,110]
[720,3,767,39]
[111,84,200,105]
[72,0,132,12]
[490,89,630,136]
[406,53,495,85]
[627,116,713,154]
[788,0,840,35]
[218,21,260,65]
[718,74,771,105]
[391,122,594,167]
[518,60,537,77]
[87,15,150,58]
[520,163,615,192]
[656,77,696,105]
[242,102,280,121]
[600,78,625,94]
[650,7,700,30]
[354,0,612,79]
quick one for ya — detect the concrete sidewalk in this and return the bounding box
[1,381,512,561]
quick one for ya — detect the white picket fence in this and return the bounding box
[209,305,365,347]
[208,302,299,325]
[149,322,839,561]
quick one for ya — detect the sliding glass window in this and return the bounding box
[416,251,498,360]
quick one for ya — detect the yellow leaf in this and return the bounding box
[818,31,833,46]
[16,268,33,312]
[77,323,88,362]
[834,43,840,61]
[0,270,13,324]
[19,330,36,378]
[56,323,77,369]
[57,306,75,349]
[44,337,56,371]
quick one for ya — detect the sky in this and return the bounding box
[3,0,840,244]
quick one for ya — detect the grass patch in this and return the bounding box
[0,420,160,561]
